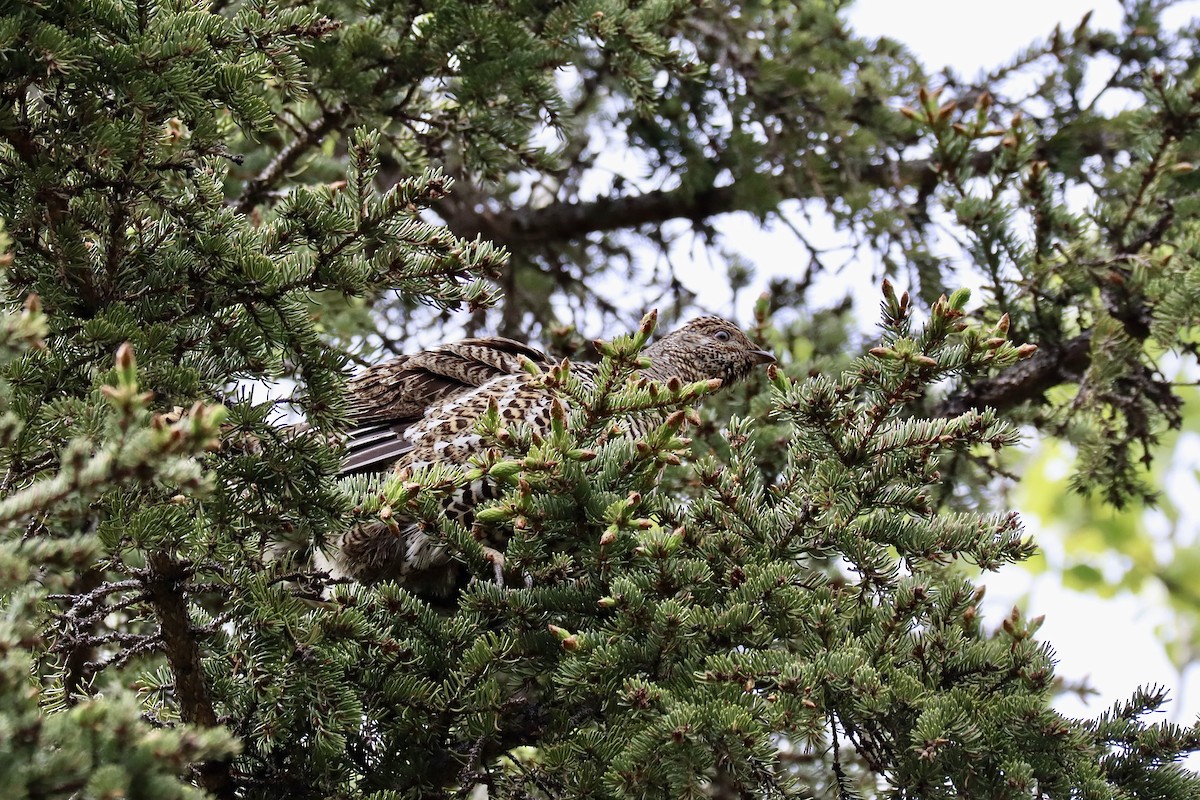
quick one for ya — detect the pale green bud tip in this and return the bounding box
[638,309,659,336]
[754,292,770,321]
[474,504,513,524]
[488,460,522,479]
[202,403,228,429]
[116,342,136,372]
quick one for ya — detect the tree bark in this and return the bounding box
[145,551,236,800]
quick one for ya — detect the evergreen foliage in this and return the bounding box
[2,0,1200,798]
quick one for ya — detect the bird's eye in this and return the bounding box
[714,330,732,342]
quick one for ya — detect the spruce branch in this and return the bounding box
[237,102,349,214]
[437,120,1127,248]
[0,345,224,530]
[934,330,1093,417]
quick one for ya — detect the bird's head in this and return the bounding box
[644,316,776,386]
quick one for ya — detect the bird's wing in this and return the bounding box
[340,337,551,475]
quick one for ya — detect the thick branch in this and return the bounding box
[443,183,742,246]
[935,332,1093,417]
[145,552,236,800]
[440,121,1122,248]
[61,567,104,706]
[235,103,350,213]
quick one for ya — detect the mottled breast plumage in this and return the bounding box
[340,337,552,474]
[317,315,775,594]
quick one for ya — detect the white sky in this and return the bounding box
[850,0,1123,73]
[842,0,1200,738]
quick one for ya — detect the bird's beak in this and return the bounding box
[750,349,776,365]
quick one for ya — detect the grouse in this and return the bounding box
[315,315,775,595]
